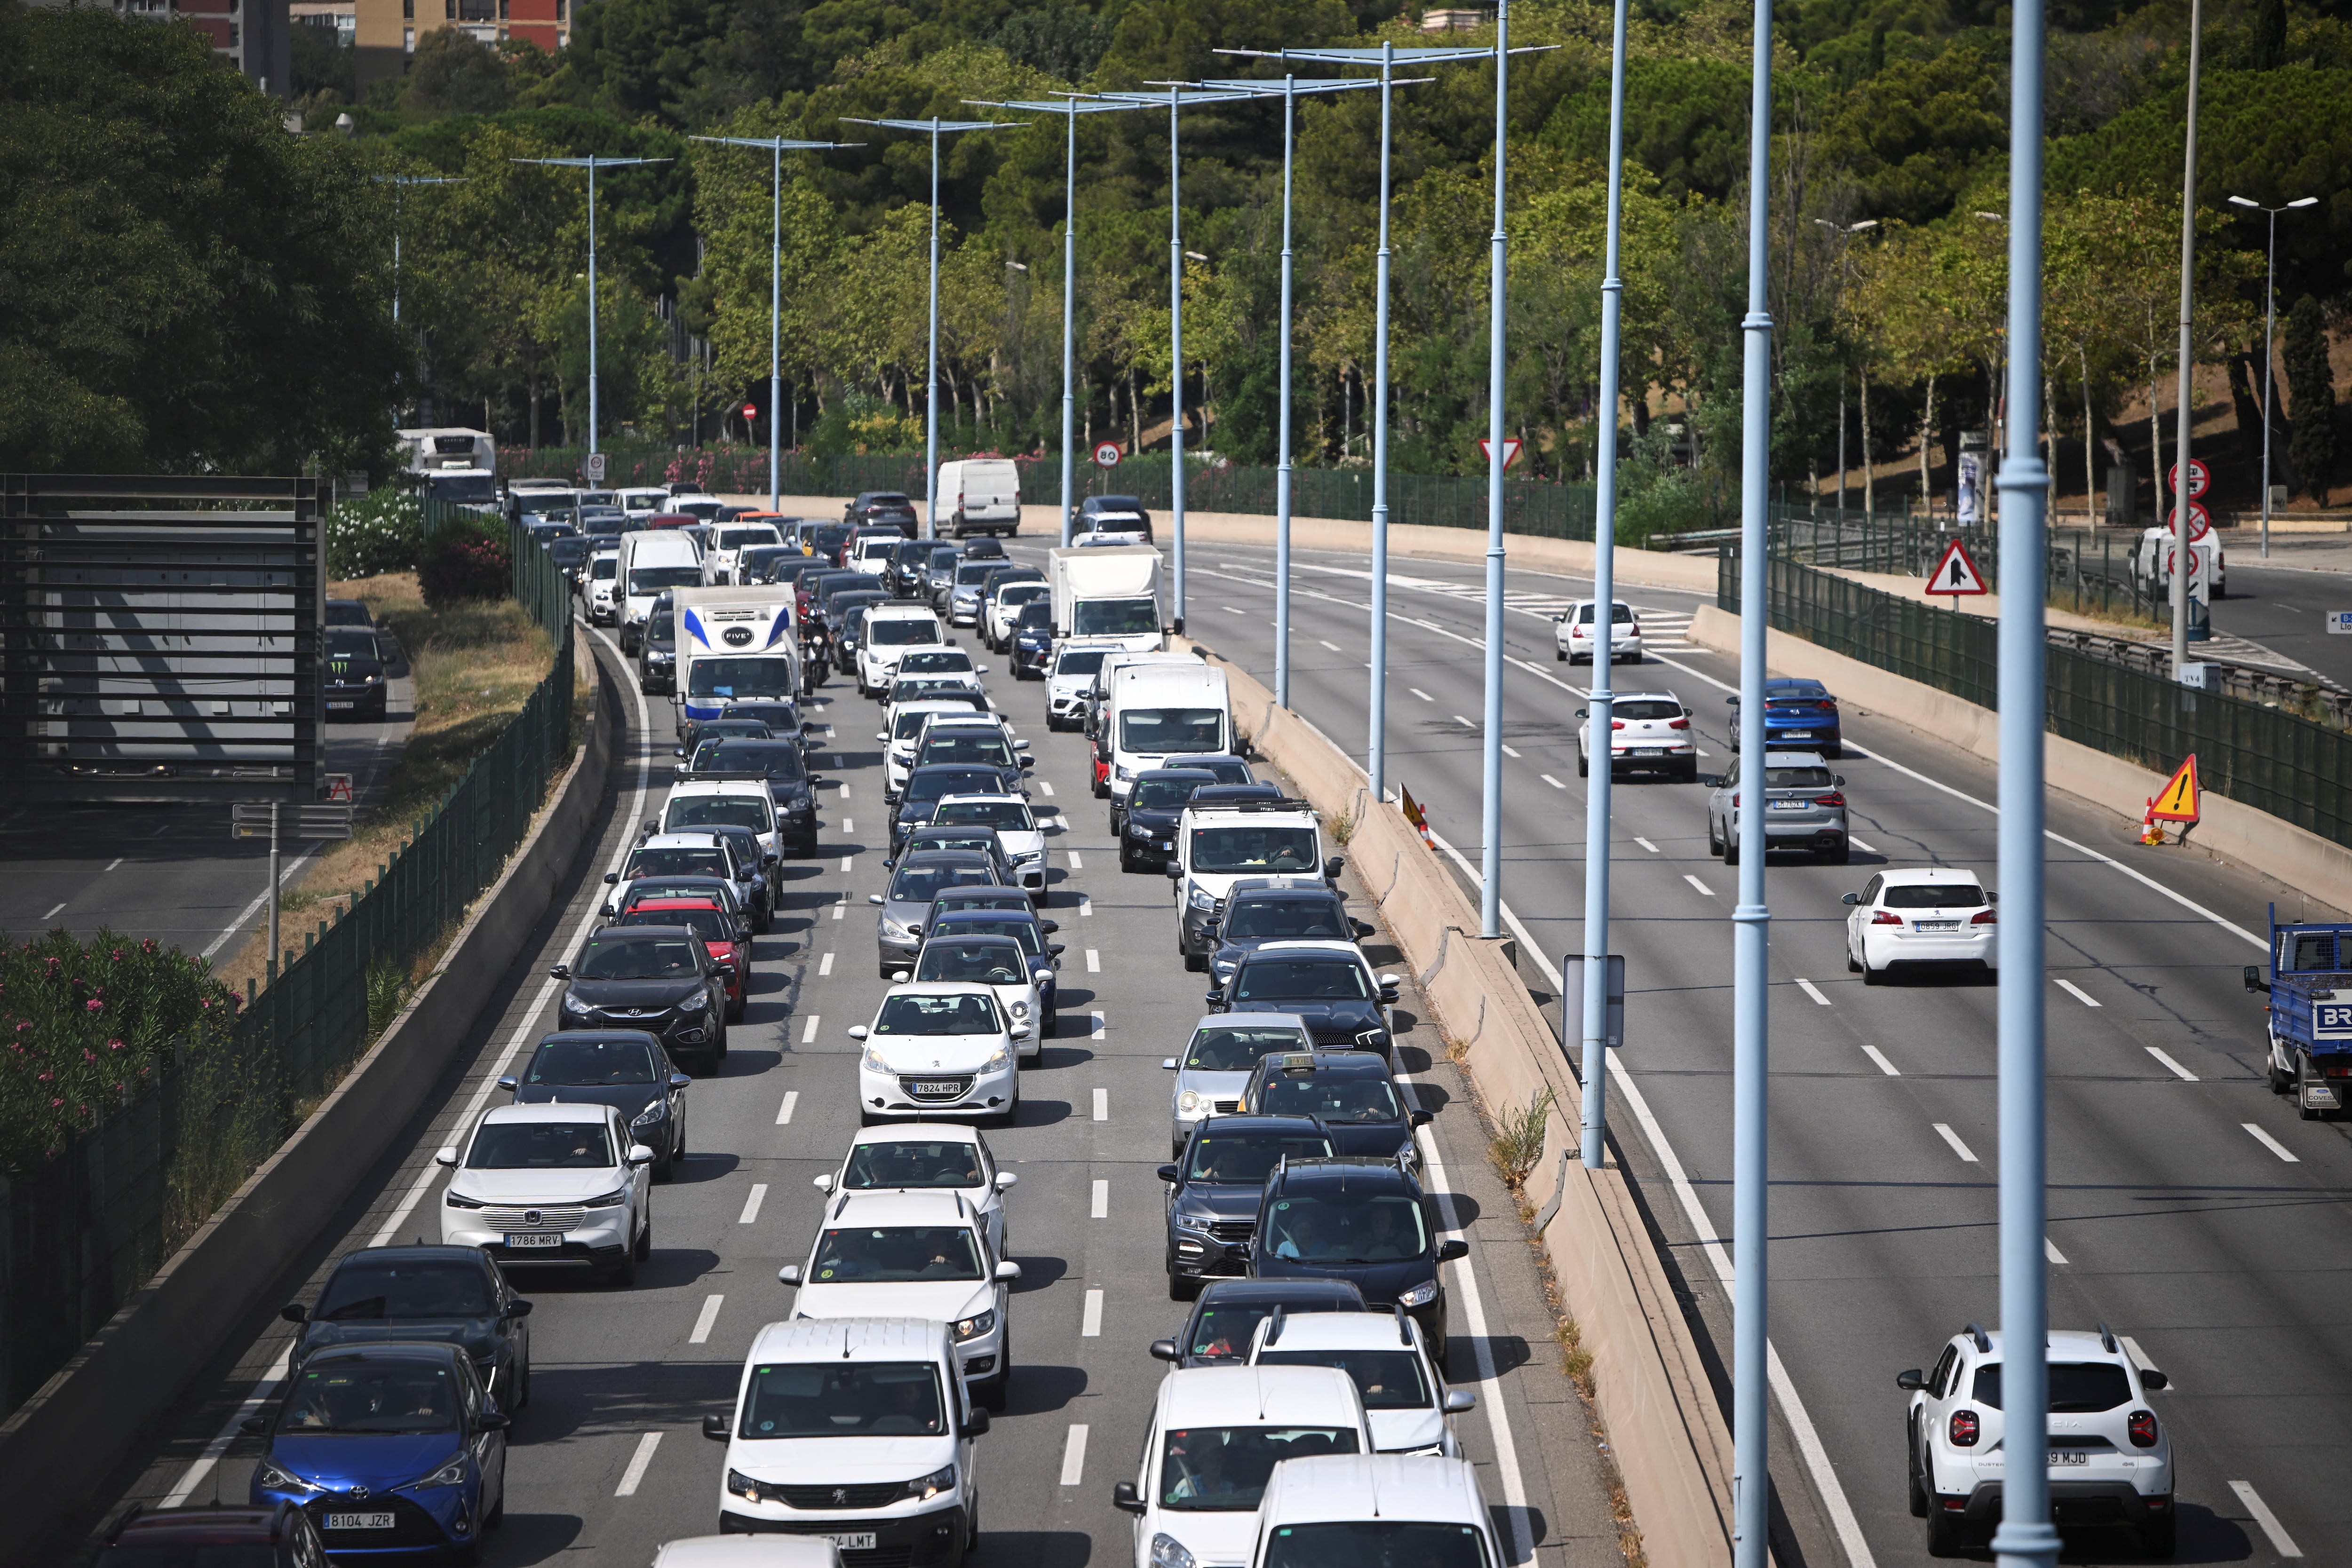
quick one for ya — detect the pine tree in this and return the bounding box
[2284,295,2336,504]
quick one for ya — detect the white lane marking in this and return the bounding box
[842,816,854,833]
[739,1186,767,1225]
[2118,1336,2167,1385]
[818,951,834,977]
[1223,605,1245,615]
[1634,836,1659,853]
[1794,978,1832,1006]
[1933,1123,1981,1163]
[1848,836,1877,853]
[40,902,64,920]
[1541,774,1566,789]
[1068,849,1083,870]
[2146,1046,2199,1082]
[1861,1045,1902,1076]
[1040,779,1056,797]
[1081,1287,1104,1336]
[2053,976,2101,1007]
[1085,948,1101,973]
[1501,744,1521,758]
[151,821,168,836]
[1093,1085,1109,1119]
[1090,1012,1106,1040]
[2044,1236,2068,1265]
[2244,1122,2301,1162]
[159,1345,292,1506]
[690,1293,725,1344]
[1079,896,1093,918]
[1410,687,1433,701]
[105,857,123,872]
[1319,639,1342,651]
[1059,1424,1090,1486]
[200,843,322,959]
[2230,1480,2303,1557]
[839,782,851,800]
[1453,714,1474,729]
[1091,1178,1109,1219]
[832,902,844,920]
[841,855,854,872]
[1683,873,1715,897]
[777,1090,799,1125]
[615,1431,663,1497]
[802,1014,820,1043]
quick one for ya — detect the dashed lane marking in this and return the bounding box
[1090,1179,1108,1218]
[818,952,834,977]
[690,1294,724,1344]
[1092,1085,1108,1118]
[1683,874,1715,897]
[615,1432,662,1497]
[1634,837,1659,853]
[1059,1425,1089,1486]
[1861,1045,1901,1076]
[2053,976,2101,1007]
[1794,978,1832,1006]
[777,1091,798,1125]
[2244,1123,2300,1163]
[1081,1287,1104,1337]
[2146,1046,2198,1082]
[1933,1123,1980,1163]
[738,1186,766,1225]
[1541,774,1566,789]
[1085,949,1101,973]
[2229,1480,2302,1557]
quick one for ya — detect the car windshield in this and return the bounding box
[1259,1073,1402,1124]
[1234,958,1370,1002]
[1264,1193,1428,1264]
[1225,898,1348,941]
[621,906,731,941]
[1156,1426,1359,1512]
[1133,778,1209,810]
[1185,1025,1309,1072]
[1970,1362,2134,1412]
[1074,601,1159,635]
[908,831,998,858]
[1574,603,1633,624]
[645,615,674,644]
[1186,1132,1333,1183]
[719,528,781,549]
[1263,1522,1487,1568]
[869,618,942,647]
[624,847,731,880]
[315,1261,495,1321]
[889,861,993,903]
[1190,826,1319,874]
[916,942,1029,985]
[873,991,1000,1036]
[527,1037,660,1085]
[1094,496,1144,514]
[667,796,770,833]
[996,584,1049,606]
[1055,649,1111,677]
[1616,699,1682,721]
[576,934,703,979]
[1258,1347,1430,1410]
[1016,603,1053,628]
[906,771,999,806]
[592,557,618,580]
[625,880,734,913]
[901,649,974,673]
[689,657,795,699]
[1882,883,1986,909]
[702,742,808,781]
[934,917,1041,955]
[277,1362,460,1434]
[1763,766,1835,788]
[694,721,774,744]
[920,731,1017,768]
[325,630,379,660]
[933,800,1032,830]
[1120,709,1224,753]
[812,526,853,549]
[739,1361,943,1439]
[841,1139,983,1190]
[811,1225,984,1282]
[630,566,702,592]
[467,1121,615,1169]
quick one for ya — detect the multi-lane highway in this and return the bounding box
[1078,531,2349,1567]
[2215,555,2352,689]
[53,621,1625,1568]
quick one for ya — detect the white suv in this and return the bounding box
[931,794,1047,897]
[436,1102,655,1284]
[1573,691,1696,782]
[1246,1306,1473,1455]
[858,605,948,698]
[1843,867,1997,983]
[1554,598,1642,663]
[1046,642,1120,731]
[1899,1323,2173,1557]
[1246,1454,1501,1568]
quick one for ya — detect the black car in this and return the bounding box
[1010,602,1055,678]
[502,1029,693,1177]
[279,1244,534,1409]
[1206,879,1366,985]
[1241,1049,1427,1162]
[640,604,677,694]
[921,884,1042,929]
[894,764,1022,854]
[548,533,591,581]
[1118,767,1220,870]
[1149,1277,1367,1368]
[326,597,374,628]
[551,925,730,1071]
[1249,1156,1467,1359]
[99,1504,329,1568]
[960,536,1007,562]
[1159,1116,1336,1300]
[687,739,823,855]
[324,626,390,721]
[675,714,777,758]
[1070,493,1154,541]
[926,906,1063,1030]
[922,546,965,608]
[1210,943,1399,1058]
[845,491,919,533]
[908,727,1031,793]
[706,698,818,752]
[891,824,1017,888]
[737,544,800,584]
[884,538,938,595]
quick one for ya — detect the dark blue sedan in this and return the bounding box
[1732,677,1842,758]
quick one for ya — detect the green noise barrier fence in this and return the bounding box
[0,523,577,1418]
[1721,547,2352,851]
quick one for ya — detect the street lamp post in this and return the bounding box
[2227,194,2318,559]
[843,118,1018,540]
[511,155,674,459]
[690,135,856,512]
[1478,0,1516,941]
[374,175,463,326]
[2169,0,2205,671]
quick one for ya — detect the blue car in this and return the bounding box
[243,1341,508,1561]
[1732,677,1842,758]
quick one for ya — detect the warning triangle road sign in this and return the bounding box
[2148,754,2201,823]
[1928,537,1988,596]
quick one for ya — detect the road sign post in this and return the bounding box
[1092,441,1122,469]
[1928,536,1988,607]
[585,451,607,484]
[232,800,354,982]
[2328,611,2352,635]
[2169,458,2209,500]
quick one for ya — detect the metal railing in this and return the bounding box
[0,522,577,1418]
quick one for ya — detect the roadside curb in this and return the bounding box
[0,626,619,1564]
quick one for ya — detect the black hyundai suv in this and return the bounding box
[551,925,730,1072]
[1248,1156,1467,1362]
[278,1243,534,1410]
[1208,942,1399,1059]
[845,491,919,533]
[1159,1116,1334,1300]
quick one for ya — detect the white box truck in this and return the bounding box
[1049,545,1163,650]
[671,585,801,727]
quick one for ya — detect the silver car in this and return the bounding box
[1705,749,1850,864]
[865,850,1000,977]
[1161,1012,1315,1157]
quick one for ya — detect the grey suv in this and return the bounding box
[1705,749,1850,864]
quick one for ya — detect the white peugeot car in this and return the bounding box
[436,1102,655,1284]
[1573,690,1697,782]
[1554,598,1642,664]
[779,1190,1022,1410]
[815,1123,1018,1257]
[1246,1307,1473,1456]
[1899,1323,2173,1557]
[1843,866,1997,983]
[849,984,1028,1124]
[931,793,1048,897]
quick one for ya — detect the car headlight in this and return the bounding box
[583,1188,629,1209]
[1358,1028,1390,1049]
[1397,1278,1440,1308]
[445,1189,485,1209]
[1187,886,1217,911]
[1178,1089,1202,1114]
[727,1468,763,1502]
[413,1452,470,1490]
[982,1047,1010,1072]
[631,1100,668,1128]
[882,917,911,939]
[952,1309,996,1342]
[678,989,708,1013]
[1128,823,1155,839]
[1151,1532,1197,1568]
[1115,765,1135,781]
[1171,1211,1214,1232]
[904,1463,958,1501]
[1010,1000,1029,1017]
[254,1458,310,1492]
[862,1046,893,1074]
[560,995,593,1017]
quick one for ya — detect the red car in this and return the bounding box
[617,898,747,1020]
[99,1504,327,1568]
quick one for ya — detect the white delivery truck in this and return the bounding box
[396,426,498,507]
[2131,525,2225,601]
[671,585,800,728]
[1049,545,1163,650]
[935,457,1023,537]
[618,531,706,652]
[1103,662,1232,805]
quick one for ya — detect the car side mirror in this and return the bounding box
[1895,1369,1928,1391]
[994,1260,1023,1281]
[603,872,619,885]
[673,763,690,777]
[1324,857,1345,881]
[1149,1338,1182,1363]
[961,1409,992,1438]
[764,853,780,866]
[1047,943,1067,958]
[434,1147,458,1168]
[674,747,688,758]
[1834,775,1846,787]
[1840,893,1860,906]
[1379,987,1400,1005]
[506,1300,533,1318]
[1162,1058,1179,1070]
[1039,919,1060,933]
[995,1172,1018,1190]
[1575,708,1588,719]
[477,1411,511,1433]
[1166,863,1184,879]
[496,1075,518,1092]
[1112,1481,1146,1516]
[876,732,890,742]
[848,1025,871,1041]
[892,970,912,983]
[601,904,616,918]
[1156,1163,1181,1185]
[778,1264,804,1286]
[2140,1369,2169,1391]
[703,1414,732,1441]
[547,962,570,981]
[240,1416,269,1437]
[1204,990,1224,1008]
[1437,1238,1470,1262]
[1018,754,1035,767]
[1010,1023,1031,1040]
[1442,1389,1477,1414]
[868,894,885,905]
[2244,965,2269,994]
[670,1073,692,1090]
[1726,695,1738,705]
[813,1174,836,1194]
[626,1144,656,1166]
[279,1303,308,1324]
[1411,1109,1433,1127]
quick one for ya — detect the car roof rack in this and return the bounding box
[2098,1321,2118,1354]
[1185,798,1315,815]
[1965,1321,1991,1352]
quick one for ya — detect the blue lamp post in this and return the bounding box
[510,155,673,459]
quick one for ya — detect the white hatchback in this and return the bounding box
[1843,867,1997,983]
[815,1123,1018,1257]
[895,934,1043,1060]
[1554,598,1642,664]
[436,1102,655,1283]
[1573,691,1697,782]
[850,984,1028,1124]
[931,793,1048,896]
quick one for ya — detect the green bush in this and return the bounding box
[327,488,423,579]
[418,513,511,607]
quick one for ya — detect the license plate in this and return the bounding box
[1768,799,1807,811]
[1632,747,1662,756]
[1916,920,1959,932]
[327,700,354,710]
[505,1233,564,1248]
[326,1513,396,1530]
[2049,1451,2089,1467]
[1781,729,1812,738]
[913,1080,963,1095]
[823,1534,878,1552]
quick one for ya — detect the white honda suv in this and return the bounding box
[1899,1323,2173,1557]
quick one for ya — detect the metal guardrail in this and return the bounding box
[0,522,577,1418]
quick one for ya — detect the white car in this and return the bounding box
[1046,642,1120,730]
[1899,1323,2173,1557]
[436,1101,655,1283]
[896,647,984,684]
[883,698,993,800]
[703,521,784,584]
[1246,1307,1473,1456]
[615,485,671,515]
[779,1190,1022,1410]
[858,605,948,698]
[1573,690,1697,782]
[984,582,1050,651]
[587,547,620,625]
[1110,1365,1374,1568]
[1245,1454,1501,1568]
[708,1316,987,1542]
[895,934,1044,1059]
[1554,598,1642,664]
[1843,867,1997,983]
[1164,1014,1314,1156]
[814,1123,1018,1257]
[931,794,1048,897]
[662,779,782,862]
[849,984,1028,1125]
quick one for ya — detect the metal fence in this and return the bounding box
[1723,549,2352,850]
[0,523,577,1418]
[1761,507,2178,624]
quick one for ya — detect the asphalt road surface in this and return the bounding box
[2211,558,2352,690]
[55,624,1624,1568]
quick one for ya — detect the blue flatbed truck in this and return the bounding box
[2244,909,2352,1118]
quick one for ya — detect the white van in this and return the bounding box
[618,531,704,652]
[704,521,785,585]
[616,485,671,516]
[1246,1455,1500,1568]
[708,1317,987,1548]
[936,459,1022,539]
[1105,664,1232,804]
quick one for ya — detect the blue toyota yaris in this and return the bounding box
[244,1341,508,1562]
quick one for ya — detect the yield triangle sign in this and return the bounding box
[1478,436,1525,470]
[2148,754,2201,823]
[1929,537,1987,596]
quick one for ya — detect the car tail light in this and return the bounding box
[1611,720,1626,730]
[1970,909,1997,925]
[1813,792,1845,807]
[1872,911,1902,926]
[1667,717,1691,730]
[2128,1410,2159,1448]
[1818,700,1836,712]
[1948,1410,1979,1447]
